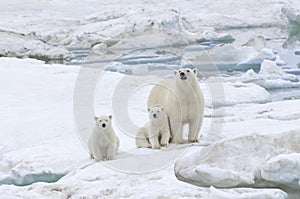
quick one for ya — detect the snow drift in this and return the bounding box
[175,130,300,190]
[1,0,300,60]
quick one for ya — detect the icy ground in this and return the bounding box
[0,57,299,198]
[0,0,300,60]
[1,0,300,198]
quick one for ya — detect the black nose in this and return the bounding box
[102,123,106,128]
[153,113,157,118]
[180,72,185,76]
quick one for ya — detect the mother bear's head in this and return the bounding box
[173,68,198,82]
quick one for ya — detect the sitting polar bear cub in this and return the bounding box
[136,105,171,149]
[148,68,204,144]
[88,115,119,161]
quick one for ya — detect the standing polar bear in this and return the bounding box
[88,115,119,161]
[147,68,204,144]
[136,105,170,149]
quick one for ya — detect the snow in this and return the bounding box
[261,153,300,190]
[0,57,296,198]
[0,58,86,186]
[208,187,287,199]
[1,0,300,60]
[175,130,300,189]
[242,36,266,51]
[0,164,288,199]
[183,44,276,71]
[0,32,72,60]
[226,60,300,90]
[183,44,257,69]
[201,80,271,108]
[1,0,300,198]
[182,44,280,72]
[236,48,276,70]
[260,60,285,75]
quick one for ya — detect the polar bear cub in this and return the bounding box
[136,105,171,149]
[88,115,119,161]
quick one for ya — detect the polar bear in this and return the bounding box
[88,115,119,161]
[147,68,204,144]
[136,105,171,149]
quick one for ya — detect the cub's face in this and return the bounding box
[94,115,112,129]
[148,106,165,121]
[174,68,197,81]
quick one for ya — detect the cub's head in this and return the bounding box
[94,115,112,129]
[147,105,166,122]
[173,68,197,81]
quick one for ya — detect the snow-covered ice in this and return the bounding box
[182,44,279,72]
[183,44,257,70]
[0,58,86,186]
[236,48,276,70]
[261,153,300,190]
[0,164,288,199]
[0,57,298,198]
[226,60,300,90]
[201,80,271,108]
[208,187,287,199]
[1,0,300,198]
[175,130,300,188]
[1,0,300,60]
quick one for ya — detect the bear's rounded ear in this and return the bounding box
[173,70,178,77]
[109,115,112,120]
[94,116,98,122]
[193,68,197,76]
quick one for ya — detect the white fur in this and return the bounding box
[88,115,119,161]
[136,105,171,149]
[147,68,204,144]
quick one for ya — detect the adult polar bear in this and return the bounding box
[147,68,204,144]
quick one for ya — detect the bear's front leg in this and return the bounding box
[93,149,104,161]
[149,136,161,149]
[136,137,151,148]
[106,144,117,160]
[149,128,161,149]
[160,124,171,146]
[169,119,184,144]
[90,142,104,161]
[188,119,201,143]
[136,128,151,148]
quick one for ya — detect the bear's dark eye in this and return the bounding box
[99,120,102,122]
[105,120,108,122]
[187,70,190,72]
[157,111,160,113]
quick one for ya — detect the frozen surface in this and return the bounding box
[0,57,297,198]
[226,60,300,90]
[236,48,276,70]
[208,187,287,199]
[261,153,300,189]
[186,44,278,72]
[201,80,271,108]
[0,0,300,198]
[0,164,288,199]
[0,0,300,60]
[0,58,86,186]
[175,130,300,189]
